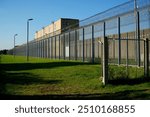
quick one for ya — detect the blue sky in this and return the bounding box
[0,0,129,50]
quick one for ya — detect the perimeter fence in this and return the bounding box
[8,0,150,78]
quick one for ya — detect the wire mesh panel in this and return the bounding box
[47,38,50,58]
[43,40,45,58]
[56,36,59,59]
[32,41,35,57]
[29,41,32,57]
[37,40,40,57]
[40,40,42,58]
[42,40,44,58]
[77,28,83,61]
[139,40,145,66]
[33,41,36,57]
[128,39,137,65]
[60,34,65,59]
[70,30,76,60]
[45,38,48,58]
[50,37,54,59]
[120,39,128,64]
[94,22,104,63]
[39,40,42,58]
[34,41,36,57]
[8,0,150,73]
[64,32,70,60]
[84,26,92,62]
[106,18,118,38]
[45,39,48,58]
[108,38,145,81]
[49,37,52,58]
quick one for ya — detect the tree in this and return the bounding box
[0,49,8,55]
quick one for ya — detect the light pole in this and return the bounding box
[27,18,33,61]
[14,34,18,58]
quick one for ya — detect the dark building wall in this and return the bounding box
[61,18,79,32]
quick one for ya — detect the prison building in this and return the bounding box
[35,18,79,40]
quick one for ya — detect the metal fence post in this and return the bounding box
[35,41,36,57]
[43,37,45,58]
[92,25,95,63]
[59,35,60,59]
[55,36,56,59]
[102,22,106,78]
[102,37,109,85]
[49,39,50,58]
[42,39,45,58]
[137,11,141,67]
[51,38,53,59]
[37,41,39,57]
[144,38,149,77]
[83,28,85,62]
[75,30,77,60]
[31,42,33,57]
[40,40,42,58]
[126,33,129,77]
[103,22,106,38]
[118,17,121,65]
[46,39,48,58]
[41,39,43,58]
[101,41,103,77]
[69,32,71,60]
[49,38,51,58]
[36,41,38,57]
[44,40,46,58]
[43,40,45,58]
[47,38,49,58]
[38,40,41,58]
[31,42,32,56]
[38,41,40,57]
[64,34,66,60]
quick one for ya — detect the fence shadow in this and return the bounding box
[0,70,62,95]
[0,89,149,100]
[108,77,150,85]
[0,61,149,100]
[0,69,149,100]
[0,61,94,71]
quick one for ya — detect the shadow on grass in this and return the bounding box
[0,70,62,95]
[0,61,149,100]
[108,77,150,85]
[0,61,94,71]
[0,70,149,100]
[0,89,150,100]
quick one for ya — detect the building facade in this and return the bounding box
[35,18,79,40]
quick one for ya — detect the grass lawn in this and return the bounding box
[0,55,150,100]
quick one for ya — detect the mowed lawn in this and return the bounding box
[0,55,150,100]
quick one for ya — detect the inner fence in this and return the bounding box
[107,38,150,80]
[8,0,150,78]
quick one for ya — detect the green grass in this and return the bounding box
[0,55,150,100]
